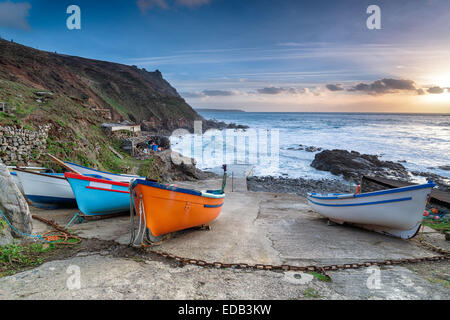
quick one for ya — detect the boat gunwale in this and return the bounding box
[64,172,130,187]
[307,182,435,200]
[65,161,145,179]
[132,179,225,199]
[15,168,67,181]
[307,196,413,207]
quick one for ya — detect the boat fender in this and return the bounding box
[356,185,361,194]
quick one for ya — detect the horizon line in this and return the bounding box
[195,110,450,115]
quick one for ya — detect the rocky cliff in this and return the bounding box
[0,39,202,130]
[0,40,204,171]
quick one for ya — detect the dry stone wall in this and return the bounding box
[0,125,50,165]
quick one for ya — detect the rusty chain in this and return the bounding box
[31,215,82,244]
[141,239,449,277]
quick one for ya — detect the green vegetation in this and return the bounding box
[303,288,321,298]
[427,277,450,288]
[0,240,82,277]
[0,219,6,234]
[0,111,21,126]
[137,158,162,181]
[93,88,128,118]
[0,242,54,277]
[307,271,332,282]
[0,80,37,121]
[423,220,450,233]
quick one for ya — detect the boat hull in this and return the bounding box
[65,161,144,183]
[65,173,130,216]
[132,180,225,237]
[307,182,435,239]
[10,172,24,194]
[15,170,76,208]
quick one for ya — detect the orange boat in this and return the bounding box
[130,169,226,243]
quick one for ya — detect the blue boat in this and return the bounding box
[65,172,131,216]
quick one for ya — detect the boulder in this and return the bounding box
[0,163,32,239]
[311,149,409,181]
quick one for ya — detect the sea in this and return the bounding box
[170,112,450,182]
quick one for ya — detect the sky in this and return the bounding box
[0,0,449,113]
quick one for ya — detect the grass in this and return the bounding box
[0,111,21,126]
[427,277,450,288]
[303,288,321,298]
[0,240,81,278]
[307,271,332,282]
[0,242,54,277]
[0,80,38,122]
[0,219,6,234]
[137,158,162,181]
[423,220,450,233]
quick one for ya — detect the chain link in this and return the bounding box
[141,240,449,278]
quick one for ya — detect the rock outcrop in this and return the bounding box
[0,163,32,241]
[411,171,450,192]
[311,149,409,181]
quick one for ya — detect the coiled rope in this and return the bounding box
[0,210,81,244]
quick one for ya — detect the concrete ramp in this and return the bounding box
[31,179,443,266]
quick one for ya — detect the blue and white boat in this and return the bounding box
[307,181,435,239]
[64,172,131,216]
[64,161,144,183]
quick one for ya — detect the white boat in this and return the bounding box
[14,169,76,209]
[306,181,435,239]
[9,171,24,193]
[64,161,144,183]
[8,166,47,194]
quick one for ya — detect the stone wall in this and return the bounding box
[0,125,50,165]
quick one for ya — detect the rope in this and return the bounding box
[129,182,136,246]
[0,210,80,244]
[0,210,45,240]
[129,180,147,247]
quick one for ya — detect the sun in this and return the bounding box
[421,89,450,104]
[430,74,450,88]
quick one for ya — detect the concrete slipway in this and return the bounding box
[0,177,449,300]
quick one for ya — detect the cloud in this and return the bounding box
[137,0,169,12]
[416,88,426,95]
[348,78,418,95]
[137,0,210,13]
[257,87,305,95]
[427,86,444,94]
[326,84,344,91]
[257,87,284,95]
[181,91,204,98]
[176,0,210,6]
[0,1,31,30]
[202,90,236,96]
[182,90,237,98]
